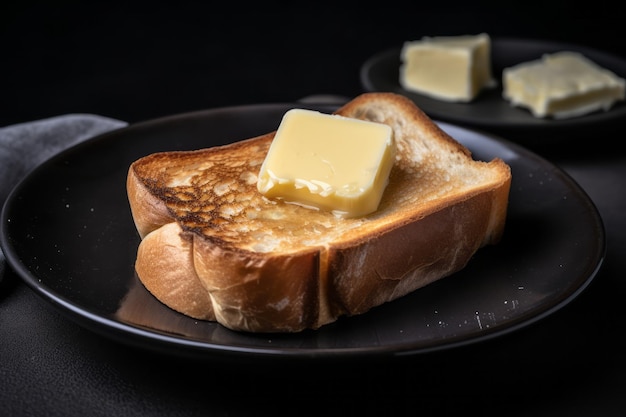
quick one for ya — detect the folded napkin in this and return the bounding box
[0,114,127,283]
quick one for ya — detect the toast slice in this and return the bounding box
[126,92,512,333]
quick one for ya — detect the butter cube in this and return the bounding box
[257,109,394,218]
[502,51,626,119]
[400,33,495,102]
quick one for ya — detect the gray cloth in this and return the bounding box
[0,114,127,282]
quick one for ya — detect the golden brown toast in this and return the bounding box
[126,92,512,333]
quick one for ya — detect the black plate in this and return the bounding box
[0,103,605,361]
[360,38,626,143]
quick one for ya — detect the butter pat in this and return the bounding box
[257,109,394,218]
[400,33,495,102]
[502,51,626,119]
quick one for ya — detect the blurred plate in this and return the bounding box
[0,103,605,362]
[360,38,626,143]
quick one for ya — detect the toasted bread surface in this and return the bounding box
[127,92,512,333]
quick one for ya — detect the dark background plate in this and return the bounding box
[360,38,626,145]
[0,103,605,362]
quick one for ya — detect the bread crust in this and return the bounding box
[135,222,215,320]
[126,92,512,333]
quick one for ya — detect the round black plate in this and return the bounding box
[0,103,605,361]
[360,38,626,142]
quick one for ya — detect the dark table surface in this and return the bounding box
[2,3,626,416]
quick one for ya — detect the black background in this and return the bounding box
[3,2,625,127]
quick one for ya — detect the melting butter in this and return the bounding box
[257,109,394,218]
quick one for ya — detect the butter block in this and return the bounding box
[502,51,626,119]
[257,109,394,218]
[400,33,495,102]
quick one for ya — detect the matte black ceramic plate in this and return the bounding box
[0,103,605,361]
[360,38,626,141]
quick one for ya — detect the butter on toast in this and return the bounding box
[126,92,512,333]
